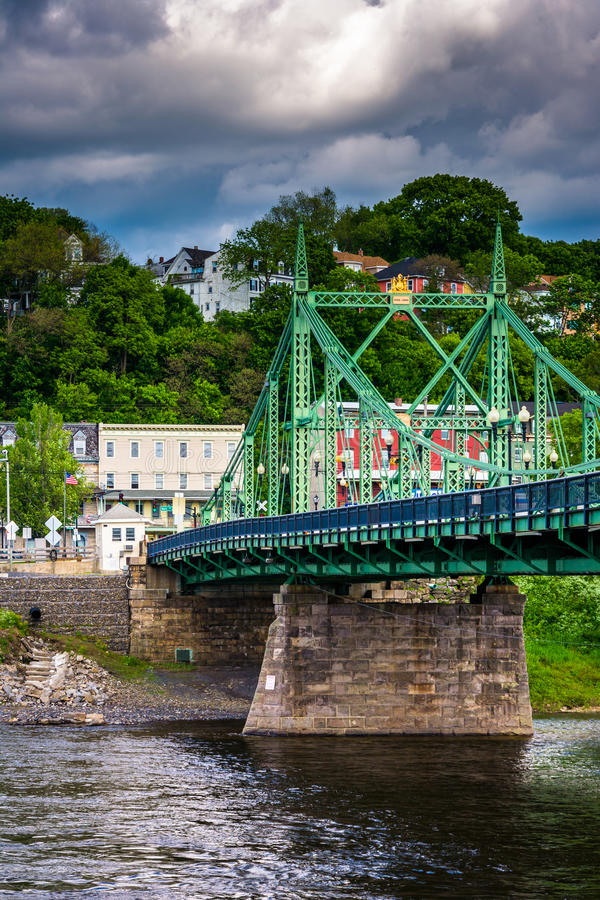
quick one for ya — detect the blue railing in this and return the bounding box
[147,473,600,562]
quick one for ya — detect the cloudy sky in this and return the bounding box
[1,0,599,261]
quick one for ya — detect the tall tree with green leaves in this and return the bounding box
[0,403,89,536]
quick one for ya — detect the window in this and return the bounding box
[106,441,114,458]
[154,441,164,459]
[479,451,488,464]
[179,473,188,489]
[203,442,212,459]
[212,261,217,272]
[130,441,139,458]
[423,278,429,288]
[440,429,449,441]
[134,500,144,515]
[131,473,139,489]
[73,438,86,456]
[125,527,135,541]
[386,281,391,291]
[514,448,523,463]
[155,473,164,489]
[179,442,188,459]
[227,441,236,458]
[205,303,210,311]
[204,473,212,490]
[2,430,15,447]
[208,284,213,294]
[450,282,457,294]
[106,473,114,489]
[407,279,413,291]
[215,301,220,313]
[112,528,121,541]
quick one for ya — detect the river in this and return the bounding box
[1,716,599,898]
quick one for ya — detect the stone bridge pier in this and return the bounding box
[244,581,533,736]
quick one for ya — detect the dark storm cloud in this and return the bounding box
[0,0,168,55]
[0,0,598,259]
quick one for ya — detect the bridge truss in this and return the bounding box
[202,223,600,523]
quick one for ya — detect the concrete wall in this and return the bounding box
[0,574,129,651]
[244,582,532,736]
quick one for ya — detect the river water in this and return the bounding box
[1,716,599,898]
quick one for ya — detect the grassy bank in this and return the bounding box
[518,576,600,713]
[525,637,600,712]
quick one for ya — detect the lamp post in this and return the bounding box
[335,453,346,476]
[487,407,500,484]
[281,463,289,511]
[0,450,10,569]
[549,449,559,471]
[313,453,321,477]
[523,450,531,471]
[313,493,319,511]
[385,436,393,467]
[339,477,347,504]
[518,406,530,443]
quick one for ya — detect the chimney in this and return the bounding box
[194,245,198,250]
[358,248,364,256]
[159,256,164,263]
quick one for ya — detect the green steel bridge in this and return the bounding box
[148,223,600,587]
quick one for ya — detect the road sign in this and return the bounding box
[5,521,18,541]
[45,532,61,546]
[45,515,62,531]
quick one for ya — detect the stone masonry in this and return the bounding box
[243,582,533,736]
[0,575,129,651]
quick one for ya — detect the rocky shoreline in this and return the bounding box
[0,635,257,726]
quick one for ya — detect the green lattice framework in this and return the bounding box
[200,222,600,521]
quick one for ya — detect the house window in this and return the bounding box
[155,441,164,459]
[215,301,220,312]
[386,281,391,291]
[179,473,188,489]
[208,285,213,294]
[227,441,236,458]
[73,438,86,456]
[203,442,212,459]
[205,303,210,311]
[130,441,139,458]
[112,528,121,542]
[106,473,114,489]
[106,441,114,458]
[131,473,139,489]
[212,261,217,272]
[407,279,413,291]
[155,473,164,489]
[125,527,135,541]
[479,451,488,464]
[514,447,523,463]
[2,431,15,447]
[440,429,449,441]
[423,278,429,288]
[134,500,144,515]
[450,283,457,294]
[179,442,188,459]
[204,473,212,490]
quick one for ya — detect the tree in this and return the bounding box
[0,403,89,536]
[0,220,66,302]
[335,175,522,263]
[549,409,584,467]
[540,275,600,336]
[79,257,165,374]
[265,187,337,239]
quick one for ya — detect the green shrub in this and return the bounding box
[0,609,27,633]
[518,576,600,642]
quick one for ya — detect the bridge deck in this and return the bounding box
[147,474,600,586]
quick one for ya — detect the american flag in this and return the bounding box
[65,472,78,485]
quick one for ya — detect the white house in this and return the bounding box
[148,246,293,320]
[94,503,149,571]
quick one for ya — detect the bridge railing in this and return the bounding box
[147,473,600,562]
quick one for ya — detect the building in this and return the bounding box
[333,250,389,275]
[98,422,244,538]
[94,503,149,571]
[374,259,473,295]
[148,246,294,320]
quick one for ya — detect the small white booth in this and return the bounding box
[95,504,149,571]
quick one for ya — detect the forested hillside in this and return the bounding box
[1,177,599,424]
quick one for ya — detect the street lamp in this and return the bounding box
[313,453,321,477]
[335,453,346,476]
[518,406,531,443]
[0,450,10,569]
[385,436,393,466]
[257,462,265,484]
[523,450,532,470]
[313,493,319,510]
[487,407,500,438]
[549,449,559,470]
[339,477,347,503]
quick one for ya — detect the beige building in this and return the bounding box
[98,423,244,538]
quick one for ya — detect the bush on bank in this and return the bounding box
[517,576,600,711]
